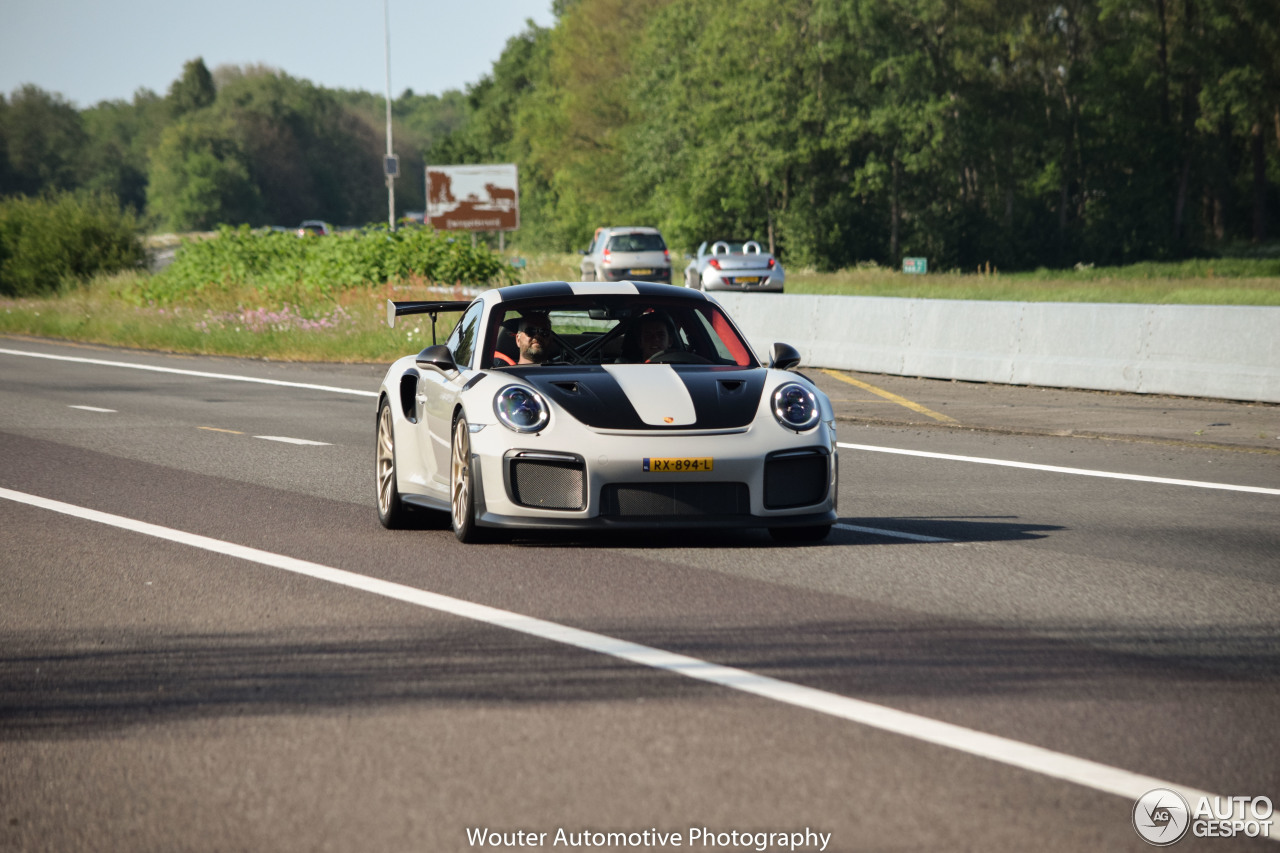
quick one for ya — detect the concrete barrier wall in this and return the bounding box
[713,293,1280,403]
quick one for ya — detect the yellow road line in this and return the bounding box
[819,369,957,423]
[198,426,244,434]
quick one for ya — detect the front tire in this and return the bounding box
[451,414,485,543]
[376,399,410,529]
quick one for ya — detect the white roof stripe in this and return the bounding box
[569,282,640,296]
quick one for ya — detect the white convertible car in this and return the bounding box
[683,239,785,292]
[375,281,837,542]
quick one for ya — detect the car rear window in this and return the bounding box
[607,233,666,252]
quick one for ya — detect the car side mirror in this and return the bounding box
[769,342,802,371]
[415,344,457,372]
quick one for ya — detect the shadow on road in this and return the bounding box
[2,616,1275,740]
[499,516,1062,549]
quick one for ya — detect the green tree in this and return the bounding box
[81,89,168,215]
[147,112,261,230]
[0,85,88,197]
[146,65,392,229]
[0,190,143,296]
[1193,0,1280,245]
[7,0,1274,269]
[428,21,562,245]
[329,85,447,218]
[396,88,469,150]
[216,69,384,225]
[484,22,559,246]
[168,58,217,118]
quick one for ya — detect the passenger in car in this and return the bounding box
[618,312,677,362]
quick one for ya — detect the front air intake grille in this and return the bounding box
[600,482,749,517]
[509,456,586,510]
[764,450,829,509]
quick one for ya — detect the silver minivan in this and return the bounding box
[580,226,672,284]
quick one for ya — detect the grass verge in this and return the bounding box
[0,272,470,363]
[2,254,1277,364]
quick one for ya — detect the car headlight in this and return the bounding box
[494,384,549,433]
[771,383,819,430]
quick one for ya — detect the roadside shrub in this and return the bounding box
[138,224,519,304]
[0,191,145,296]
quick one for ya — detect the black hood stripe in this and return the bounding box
[518,366,766,430]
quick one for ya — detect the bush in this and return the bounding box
[0,191,145,296]
[138,224,520,304]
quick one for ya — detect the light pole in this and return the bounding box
[383,0,396,230]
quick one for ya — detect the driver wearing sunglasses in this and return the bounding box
[515,313,553,364]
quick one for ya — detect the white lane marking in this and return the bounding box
[834,523,952,543]
[839,442,1280,496]
[255,435,331,446]
[0,484,1255,819]
[68,405,116,413]
[0,348,377,398]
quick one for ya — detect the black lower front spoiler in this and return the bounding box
[474,508,837,532]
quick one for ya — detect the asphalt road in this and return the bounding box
[2,336,1277,852]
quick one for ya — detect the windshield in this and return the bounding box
[485,297,756,368]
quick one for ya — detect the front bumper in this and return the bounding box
[467,423,836,531]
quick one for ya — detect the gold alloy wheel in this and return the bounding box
[376,402,398,524]
[450,416,473,537]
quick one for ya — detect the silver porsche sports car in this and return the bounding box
[683,240,785,292]
[375,281,836,542]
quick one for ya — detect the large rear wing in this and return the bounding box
[385,299,470,327]
[386,299,470,343]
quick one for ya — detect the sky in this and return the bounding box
[0,0,558,109]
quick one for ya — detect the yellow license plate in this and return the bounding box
[736,277,760,284]
[630,268,653,275]
[643,457,713,473]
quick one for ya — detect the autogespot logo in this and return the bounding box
[1134,788,1191,846]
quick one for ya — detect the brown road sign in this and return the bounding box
[427,164,519,232]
